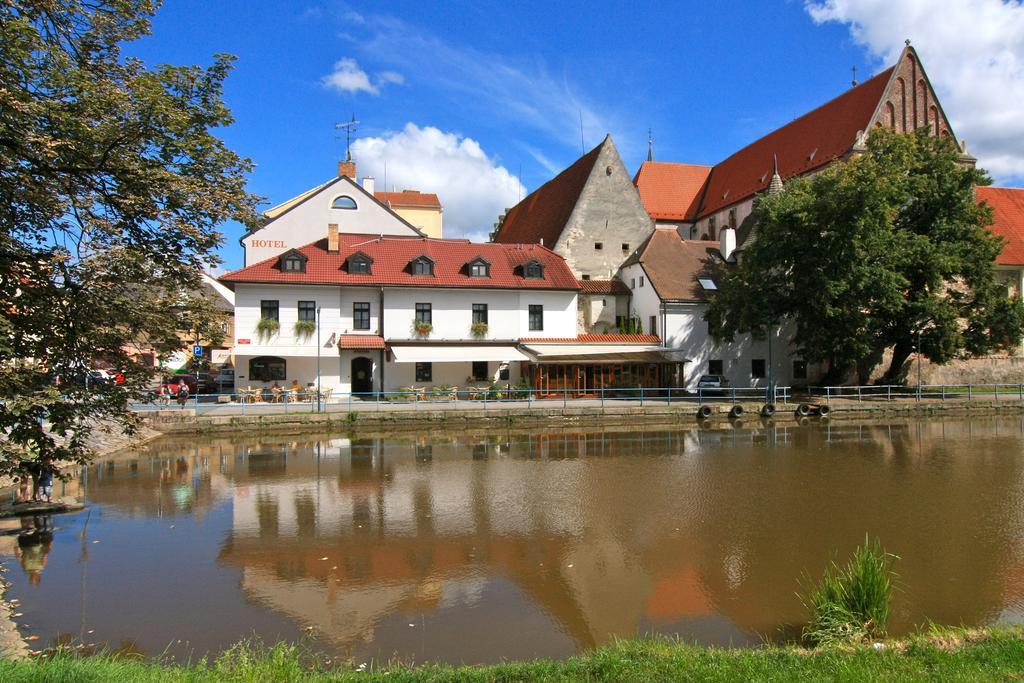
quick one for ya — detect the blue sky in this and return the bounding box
[127,1,1024,269]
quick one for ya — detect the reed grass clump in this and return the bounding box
[802,536,897,646]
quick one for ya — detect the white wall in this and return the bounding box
[244,177,419,266]
[382,288,577,340]
[621,263,818,388]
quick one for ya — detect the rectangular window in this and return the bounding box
[472,361,489,381]
[649,316,658,336]
[415,303,432,325]
[729,208,737,229]
[581,274,591,280]
[752,358,766,379]
[472,303,488,325]
[499,364,510,381]
[630,278,636,289]
[415,362,432,382]
[622,243,630,251]
[298,300,316,321]
[793,359,808,380]
[260,300,279,321]
[639,276,645,287]
[594,242,603,250]
[353,302,370,330]
[708,359,723,375]
[528,304,543,331]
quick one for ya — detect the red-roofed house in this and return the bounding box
[978,186,1024,305]
[220,229,581,394]
[374,189,444,239]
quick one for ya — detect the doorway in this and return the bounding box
[351,357,374,395]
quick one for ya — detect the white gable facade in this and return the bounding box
[243,176,422,266]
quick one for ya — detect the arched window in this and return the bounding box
[331,195,357,210]
[249,356,286,382]
[885,101,896,128]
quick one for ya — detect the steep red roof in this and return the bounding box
[629,230,722,301]
[338,335,386,349]
[978,186,1024,266]
[697,67,894,218]
[580,279,629,295]
[492,140,604,246]
[375,190,441,209]
[520,334,661,344]
[221,234,579,291]
[633,161,711,221]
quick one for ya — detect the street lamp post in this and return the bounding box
[316,307,321,414]
[767,323,775,404]
[916,328,923,402]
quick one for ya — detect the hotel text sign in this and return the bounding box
[250,239,287,248]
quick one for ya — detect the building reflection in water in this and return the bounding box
[14,417,1024,664]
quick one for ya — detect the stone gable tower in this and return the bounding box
[492,135,655,280]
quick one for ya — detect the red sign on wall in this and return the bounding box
[237,339,251,344]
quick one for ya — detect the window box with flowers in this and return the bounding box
[470,321,488,339]
[294,319,316,341]
[255,317,280,341]
[412,320,433,338]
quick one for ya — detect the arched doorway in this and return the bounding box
[351,357,373,395]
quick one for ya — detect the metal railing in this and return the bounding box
[133,385,792,416]
[809,383,1024,403]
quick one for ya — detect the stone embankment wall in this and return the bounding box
[871,351,1024,385]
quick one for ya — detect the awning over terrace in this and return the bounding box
[389,344,530,363]
[521,343,689,364]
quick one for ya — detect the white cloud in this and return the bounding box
[352,123,525,241]
[805,0,1024,183]
[321,58,404,96]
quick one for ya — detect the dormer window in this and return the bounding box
[410,255,435,277]
[522,260,544,279]
[279,250,308,273]
[466,256,490,278]
[331,195,357,210]
[346,251,373,275]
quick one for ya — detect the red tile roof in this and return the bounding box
[628,230,722,301]
[978,186,1024,266]
[338,335,385,349]
[520,334,661,344]
[696,67,894,218]
[633,161,711,221]
[492,139,604,246]
[375,190,441,209]
[580,279,629,295]
[221,234,580,291]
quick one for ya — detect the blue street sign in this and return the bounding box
[193,345,203,357]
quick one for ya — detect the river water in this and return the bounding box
[3,416,1024,664]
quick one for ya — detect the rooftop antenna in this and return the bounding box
[334,114,359,161]
[851,66,858,88]
[647,128,654,162]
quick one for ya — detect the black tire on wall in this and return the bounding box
[818,404,831,416]
[797,404,812,416]
[729,404,744,419]
[760,404,776,417]
[697,405,713,419]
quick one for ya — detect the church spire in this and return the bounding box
[647,128,654,162]
[768,154,784,194]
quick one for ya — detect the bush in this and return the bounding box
[293,319,316,341]
[802,536,897,646]
[255,317,279,341]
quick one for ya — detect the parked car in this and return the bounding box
[695,374,730,396]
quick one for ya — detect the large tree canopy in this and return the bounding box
[705,127,1024,384]
[0,1,260,475]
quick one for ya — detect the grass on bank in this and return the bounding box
[802,536,897,646]
[3,629,1024,682]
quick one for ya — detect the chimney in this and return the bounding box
[720,227,736,261]
[337,160,356,178]
[362,176,375,194]
[327,223,339,252]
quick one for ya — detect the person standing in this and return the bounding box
[36,466,53,503]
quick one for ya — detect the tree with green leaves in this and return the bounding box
[1,1,260,480]
[705,127,1024,384]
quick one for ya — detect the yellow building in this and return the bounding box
[374,189,443,238]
